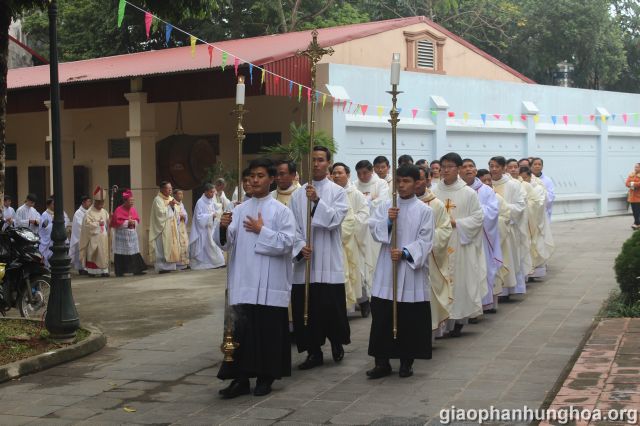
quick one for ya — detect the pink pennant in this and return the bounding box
[361,105,369,116]
[234,57,239,76]
[342,100,347,112]
[306,88,311,103]
[274,75,280,86]
[144,12,153,39]
[207,46,213,67]
[347,101,353,113]
[493,114,501,120]
[589,114,595,121]
[520,114,527,121]
[447,111,455,118]
[562,115,568,125]
[409,108,417,119]
[623,113,628,124]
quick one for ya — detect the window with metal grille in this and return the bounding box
[5,144,17,161]
[108,138,130,158]
[416,39,435,69]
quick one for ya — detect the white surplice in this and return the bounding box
[471,178,503,307]
[214,194,296,307]
[69,206,88,271]
[492,175,526,295]
[1,206,15,230]
[433,178,487,320]
[38,209,70,267]
[538,173,555,220]
[354,173,389,205]
[369,195,434,302]
[289,178,348,285]
[15,204,40,233]
[189,194,225,270]
[342,181,370,308]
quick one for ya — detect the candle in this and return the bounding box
[236,75,245,105]
[390,53,401,85]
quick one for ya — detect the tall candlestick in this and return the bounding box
[390,53,401,85]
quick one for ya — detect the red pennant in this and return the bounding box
[493,114,501,120]
[207,46,213,67]
[589,114,595,121]
[144,12,153,39]
[562,115,568,125]
[348,101,353,113]
[342,100,347,112]
[306,87,311,103]
[274,75,280,86]
[520,114,527,121]
[447,111,455,118]
[233,57,239,76]
[361,105,368,116]
[623,113,629,124]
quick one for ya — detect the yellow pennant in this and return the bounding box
[322,94,327,109]
[601,115,607,122]
[190,36,196,57]
[377,106,384,117]
[533,114,540,123]
[261,69,266,85]
[463,112,469,122]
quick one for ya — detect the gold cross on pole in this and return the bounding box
[444,199,457,213]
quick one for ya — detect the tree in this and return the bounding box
[610,0,640,93]
[1,0,47,209]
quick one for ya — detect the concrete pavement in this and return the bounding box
[0,215,631,425]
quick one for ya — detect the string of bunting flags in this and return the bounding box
[117,0,640,127]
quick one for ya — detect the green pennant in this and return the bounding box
[507,114,513,124]
[221,52,228,70]
[430,109,437,117]
[117,0,126,27]
[577,115,583,124]
[298,84,302,102]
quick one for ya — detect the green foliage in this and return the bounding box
[614,230,640,305]
[202,161,237,192]
[604,291,640,318]
[260,122,337,178]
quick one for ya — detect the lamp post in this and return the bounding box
[387,52,401,339]
[44,0,80,340]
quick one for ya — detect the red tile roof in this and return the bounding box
[7,16,533,90]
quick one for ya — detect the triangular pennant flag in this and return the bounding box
[562,115,568,125]
[589,114,595,121]
[577,115,583,124]
[430,109,437,117]
[144,11,153,39]
[322,94,327,109]
[274,75,280,86]
[601,115,607,122]
[165,24,173,45]
[221,52,228,70]
[306,87,311,103]
[297,84,302,102]
[207,46,213,67]
[353,104,361,115]
[611,114,617,122]
[248,63,253,84]
[377,106,384,117]
[520,114,527,121]
[507,114,514,125]
[348,101,353,113]
[411,108,418,119]
[261,69,266,85]
[447,111,455,118]
[533,115,540,123]
[634,112,640,122]
[361,105,368,116]
[190,36,197,58]
[342,100,347,112]
[623,113,628,124]
[480,113,487,125]
[118,0,126,27]
[493,114,501,120]
[463,112,469,122]
[234,57,239,75]
[551,115,557,125]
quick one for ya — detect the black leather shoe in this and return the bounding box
[254,377,274,397]
[399,359,414,378]
[497,295,510,303]
[298,352,323,370]
[449,323,464,338]
[468,317,479,324]
[331,342,344,362]
[484,308,497,314]
[366,364,392,379]
[219,379,250,399]
[359,300,371,318]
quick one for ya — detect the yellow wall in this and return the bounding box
[322,22,526,83]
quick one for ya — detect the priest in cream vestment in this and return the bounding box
[79,187,110,277]
[149,182,181,273]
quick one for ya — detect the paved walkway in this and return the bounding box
[0,216,631,425]
[545,318,640,426]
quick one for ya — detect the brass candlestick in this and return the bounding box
[387,84,401,339]
[297,30,333,326]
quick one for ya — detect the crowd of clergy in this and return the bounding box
[0,149,555,399]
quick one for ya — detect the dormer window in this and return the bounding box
[404,30,446,74]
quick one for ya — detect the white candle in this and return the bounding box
[236,75,245,105]
[390,53,401,85]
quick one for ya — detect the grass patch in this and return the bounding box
[0,319,89,366]
[603,290,640,318]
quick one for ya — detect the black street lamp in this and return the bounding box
[44,0,80,340]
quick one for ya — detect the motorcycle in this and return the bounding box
[0,220,51,318]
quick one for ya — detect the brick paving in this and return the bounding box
[0,215,632,425]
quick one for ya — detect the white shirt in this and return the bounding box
[214,195,296,308]
[15,204,40,233]
[369,195,434,302]
[289,177,348,284]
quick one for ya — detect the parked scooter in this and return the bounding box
[0,220,51,318]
